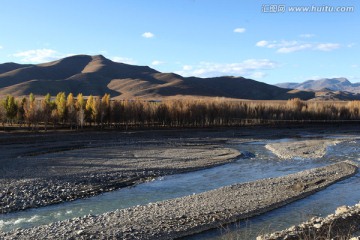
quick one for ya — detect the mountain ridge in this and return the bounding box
[0,54,315,100]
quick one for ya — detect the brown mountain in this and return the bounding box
[0,55,315,100]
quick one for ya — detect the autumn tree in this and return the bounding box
[76,93,85,129]
[3,95,18,125]
[41,93,53,131]
[110,100,123,127]
[85,95,94,126]
[91,97,101,125]
[24,93,36,128]
[16,98,26,126]
[0,101,5,128]
[66,93,76,129]
[55,92,67,123]
[101,93,111,127]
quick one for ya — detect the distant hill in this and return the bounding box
[276,78,360,93]
[0,54,315,100]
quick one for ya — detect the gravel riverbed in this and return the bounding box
[0,161,357,240]
[0,131,240,214]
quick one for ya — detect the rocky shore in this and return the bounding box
[0,161,357,240]
[258,201,360,240]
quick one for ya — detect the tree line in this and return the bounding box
[1,93,360,130]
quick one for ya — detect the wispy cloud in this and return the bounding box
[0,45,3,49]
[12,49,63,63]
[176,59,278,79]
[299,34,315,38]
[142,32,155,38]
[277,44,312,53]
[233,28,246,33]
[256,40,341,53]
[315,43,340,51]
[112,56,136,65]
[151,60,164,66]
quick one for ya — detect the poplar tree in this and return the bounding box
[24,93,36,127]
[91,97,100,125]
[101,93,111,127]
[76,93,85,129]
[41,93,52,131]
[0,101,5,128]
[66,93,76,129]
[85,95,94,125]
[4,95,17,124]
[55,92,67,123]
[16,98,26,126]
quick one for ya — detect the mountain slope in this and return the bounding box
[0,55,314,100]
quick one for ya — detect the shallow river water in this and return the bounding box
[1,134,360,239]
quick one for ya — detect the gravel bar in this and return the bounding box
[0,132,240,214]
[0,161,357,240]
[265,139,341,159]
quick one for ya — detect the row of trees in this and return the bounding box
[0,93,111,130]
[1,93,360,130]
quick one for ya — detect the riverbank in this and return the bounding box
[0,161,357,239]
[258,201,360,239]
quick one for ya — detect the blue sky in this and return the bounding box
[0,0,359,84]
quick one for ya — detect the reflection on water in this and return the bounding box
[1,136,360,240]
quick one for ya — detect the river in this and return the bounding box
[1,134,360,239]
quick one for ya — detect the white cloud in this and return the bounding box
[348,43,356,48]
[249,72,267,79]
[315,43,340,51]
[151,60,163,66]
[351,64,358,68]
[176,59,278,79]
[234,28,246,33]
[142,32,155,38]
[112,56,136,65]
[300,34,315,38]
[182,65,193,71]
[256,39,341,53]
[277,44,312,53]
[256,40,268,47]
[0,45,3,49]
[13,49,62,63]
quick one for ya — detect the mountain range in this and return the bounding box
[276,78,360,93]
[276,78,360,100]
[0,54,315,100]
